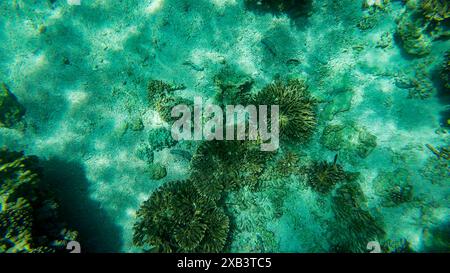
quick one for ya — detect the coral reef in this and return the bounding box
[147,80,190,123]
[133,180,229,253]
[253,79,317,142]
[330,181,385,252]
[421,0,450,23]
[373,169,414,207]
[306,155,350,194]
[147,80,185,105]
[0,83,25,128]
[190,140,273,201]
[394,60,437,99]
[155,96,192,123]
[396,11,432,56]
[396,0,449,56]
[0,148,78,253]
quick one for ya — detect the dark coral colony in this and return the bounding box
[1,0,449,253]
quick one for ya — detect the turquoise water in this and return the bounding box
[0,0,449,253]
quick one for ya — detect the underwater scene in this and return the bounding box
[0,0,449,253]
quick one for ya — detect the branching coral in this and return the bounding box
[190,140,273,201]
[147,79,189,123]
[147,80,185,105]
[363,0,390,10]
[306,155,349,194]
[0,148,78,253]
[396,12,432,56]
[330,181,385,252]
[396,0,449,56]
[421,0,450,23]
[155,95,192,123]
[0,83,25,128]
[253,79,317,142]
[133,180,229,253]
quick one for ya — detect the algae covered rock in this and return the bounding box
[356,129,378,158]
[148,127,176,151]
[320,124,347,151]
[0,83,25,128]
[0,148,78,253]
[148,163,167,180]
[320,90,353,121]
[381,238,414,253]
[213,66,254,106]
[373,168,414,206]
[321,123,377,159]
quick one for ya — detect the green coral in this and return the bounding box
[155,95,192,123]
[330,181,385,252]
[396,11,432,56]
[147,79,189,123]
[0,148,78,253]
[421,0,450,23]
[133,180,229,253]
[253,79,317,142]
[190,140,273,201]
[0,83,25,128]
[147,80,185,105]
[306,155,350,194]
